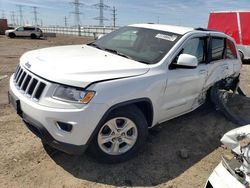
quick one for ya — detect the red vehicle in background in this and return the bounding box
[208,11,250,60]
[0,19,8,35]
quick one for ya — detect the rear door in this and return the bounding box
[205,36,238,88]
[23,27,35,37]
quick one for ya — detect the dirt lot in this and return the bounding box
[0,35,250,188]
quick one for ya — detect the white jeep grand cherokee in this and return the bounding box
[9,24,242,163]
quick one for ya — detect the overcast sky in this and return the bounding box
[0,0,249,27]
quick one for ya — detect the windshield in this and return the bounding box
[89,26,182,64]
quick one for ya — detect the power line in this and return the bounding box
[93,0,109,27]
[32,6,39,26]
[70,0,83,27]
[111,6,117,28]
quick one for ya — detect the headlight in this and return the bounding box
[52,85,95,104]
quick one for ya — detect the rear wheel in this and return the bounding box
[8,33,15,38]
[88,105,148,163]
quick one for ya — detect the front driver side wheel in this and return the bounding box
[88,105,148,163]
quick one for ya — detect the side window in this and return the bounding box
[182,38,206,63]
[225,39,237,59]
[211,37,225,61]
[24,27,35,31]
[16,27,24,31]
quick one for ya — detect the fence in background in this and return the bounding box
[41,26,118,38]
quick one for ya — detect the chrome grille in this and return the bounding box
[13,66,46,101]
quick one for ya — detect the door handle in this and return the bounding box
[199,70,206,74]
[222,65,229,70]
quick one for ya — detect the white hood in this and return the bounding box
[5,29,15,34]
[20,45,149,88]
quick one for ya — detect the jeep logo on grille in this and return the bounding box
[25,62,31,68]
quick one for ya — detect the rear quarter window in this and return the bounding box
[225,39,237,59]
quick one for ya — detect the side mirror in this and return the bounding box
[176,54,198,68]
[97,34,104,40]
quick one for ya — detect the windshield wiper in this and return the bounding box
[137,60,151,65]
[103,48,133,60]
[87,43,104,50]
[87,44,132,59]
[87,44,150,64]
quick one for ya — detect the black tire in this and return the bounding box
[8,33,16,38]
[30,33,37,39]
[88,105,148,163]
[239,51,244,61]
[210,84,248,125]
[237,87,246,97]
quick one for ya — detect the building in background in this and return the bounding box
[0,19,8,35]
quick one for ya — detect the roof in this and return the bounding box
[129,23,194,35]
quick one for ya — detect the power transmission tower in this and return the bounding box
[32,6,39,26]
[111,6,117,28]
[64,16,68,27]
[17,5,24,26]
[10,11,16,26]
[93,0,109,27]
[70,0,83,27]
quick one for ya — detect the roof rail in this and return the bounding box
[195,27,216,32]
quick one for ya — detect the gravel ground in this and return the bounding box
[0,34,250,188]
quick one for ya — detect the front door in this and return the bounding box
[160,36,208,122]
[15,27,25,36]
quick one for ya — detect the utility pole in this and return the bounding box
[64,16,68,27]
[157,16,160,24]
[93,0,109,27]
[32,6,38,26]
[111,6,117,28]
[17,5,24,26]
